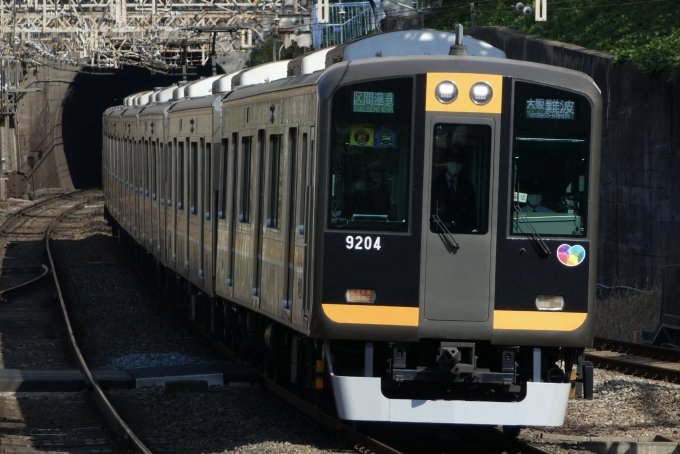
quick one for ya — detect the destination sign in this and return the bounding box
[353,91,395,114]
[526,98,576,120]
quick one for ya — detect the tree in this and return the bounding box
[247,36,300,67]
[423,0,680,76]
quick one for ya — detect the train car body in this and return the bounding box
[103,29,601,428]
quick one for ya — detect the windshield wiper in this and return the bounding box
[431,214,460,249]
[513,203,551,257]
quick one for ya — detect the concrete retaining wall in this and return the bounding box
[13,62,76,195]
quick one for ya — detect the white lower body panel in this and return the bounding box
[330,375,570,426]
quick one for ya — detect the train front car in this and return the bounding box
[313,54,601,426]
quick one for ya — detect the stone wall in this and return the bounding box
[467,26,680,289]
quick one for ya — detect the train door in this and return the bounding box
[136,139,143,242]
[283,128,299,321]
[197,138,207,286]
[302,127,315,320]
[423,118,495,322]
[157,141,163,259]
[202,142,215,290]
[175,137,188,275]
[257,128,283,314]
[291,127,311,325]
[232,132,255,302]
[187,138,204,284]
[150,139,158,254]
[218,135,235,296]
[253,130,266,302]
[126,139,132,234]
[162,142,171,264]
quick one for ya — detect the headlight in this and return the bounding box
[435,80,458,104]
[470,82,493,105]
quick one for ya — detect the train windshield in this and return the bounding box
[510,82,591,237]
[328,78,413,232]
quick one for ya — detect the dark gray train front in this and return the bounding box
[310,56,602,425]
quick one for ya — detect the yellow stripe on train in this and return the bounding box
[322,304,419,326]
[493,310,587,331]
[426,73,503,114]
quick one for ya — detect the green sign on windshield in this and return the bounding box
[526,98,576,120]
[353,91,394,113]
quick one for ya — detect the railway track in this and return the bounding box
[127,260,553,454]
[587,337,680,383]
[0,193,559,454]
[0,192,151,454]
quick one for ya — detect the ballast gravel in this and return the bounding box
[48,198,221,369]
[50,197,352,453]
[48,195,680,453]
[524,368,680,451]
[106,386,351,454]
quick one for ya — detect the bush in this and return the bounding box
[423,0,680,76]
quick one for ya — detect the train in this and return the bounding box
[102,28,602,427]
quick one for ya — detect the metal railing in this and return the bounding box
[311,1,383,49]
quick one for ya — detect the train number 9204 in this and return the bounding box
[346,235,381,250]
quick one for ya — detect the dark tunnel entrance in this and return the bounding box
[61,65,214,189]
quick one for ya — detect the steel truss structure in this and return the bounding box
[0,0,313,72]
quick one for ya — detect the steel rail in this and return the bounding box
[594,337,680,362]
[585,352,680,383]
[185,301,561,454]
[0,263,50,296]
[45,194,153,454]
[0,192,69,236]
[261,377,403,454]
[118,213,562,454]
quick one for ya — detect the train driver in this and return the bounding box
[431,145,477,233]
[520,178,555,213]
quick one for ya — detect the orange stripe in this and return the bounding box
[493,310,587,331]
[322,304,419,326]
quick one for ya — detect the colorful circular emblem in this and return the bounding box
[353,129,370,146]
[557,244,586,267]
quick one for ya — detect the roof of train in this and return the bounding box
[168,94,222,112]
[105,29,599,120]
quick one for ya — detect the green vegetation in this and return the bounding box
[247,36,298,67]
[423,0,680,75]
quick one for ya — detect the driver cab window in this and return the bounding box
[328,78,413,233]
[510,81,591,237]
[430,124,491,235]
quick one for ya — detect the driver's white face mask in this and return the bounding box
[447,162,462,177]
[527,194,542,207]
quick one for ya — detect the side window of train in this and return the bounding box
[239,136,252,223]
[166,142,172,203]
[205,142,211,218]
[510,82,591,237]
[429,124,492,235]
[219,138,228,219]
[288,128,298,233]
[145,141,149,196]
[230,133,238,221]
[152,141,157,199]
[328,78,413,232]
[191,141,198,215]
[138,141,143,192]
[268,134,283,229]
[177,140,184,210]
[298,133,308,235]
